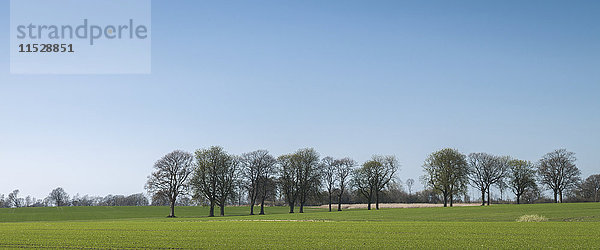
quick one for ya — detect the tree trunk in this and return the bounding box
[259,197,266,215]
[443,193,448,207]
[288,201,295,213]
[375,191,380,210]
[553,191,558,203]
[299,201,304,213]
[481,189,486,206]
[487,188,491,206]
[516,194,521,204]
[209,200,215,217]
[337,190,344,211]
[169,199,175,218]
[367,193,372,210]
[220,204,225,216]
[250,200,255,215]
[328,191,332,212]
[559,191,563,203]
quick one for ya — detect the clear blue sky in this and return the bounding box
[1,0,599,199]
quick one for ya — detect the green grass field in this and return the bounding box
[0,203,599,248]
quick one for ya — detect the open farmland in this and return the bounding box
[0,203,599,248]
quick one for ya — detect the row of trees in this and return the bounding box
[1,180,445,209]
[0,187,150,208]
[3,148,597,213]
[0,188,70,208]
[145,147,400,217]
[145,146,599,218]
[422,148,599,207]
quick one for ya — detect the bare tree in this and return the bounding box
[215,156,239,216]
[8,189,21,208]
[468,153,489,206]
[235,179,245,206]
[0,194,7,208]
[496,180,508,202]
[406,178,415,196]
[192,146,238,217]
[508,159,537,204]
[579,174,600,202]
[372,155,399,209]
[24,196,32,207]
[321,156,337,212]
[354,156,399,211]
[353,160,378,210]
[192,147,220,217]
[257,174,276,215]
[145,150,194,217]
[295,148,321,213]
[422,148,469,207]
[278,149,321,213]
[241,150,275,215]
[241,150,260,215]
[538,149,581,203]
[492,156,511,204]
[335,157,355,211]
[467,153,509,206]
[278,154,299,213]
[257,154,276,215]
[48,187,70,207]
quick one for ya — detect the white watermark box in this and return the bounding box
[10,0,151,74]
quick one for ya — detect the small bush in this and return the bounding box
[516,214,548,222]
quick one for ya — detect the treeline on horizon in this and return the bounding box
[1,147,599,217]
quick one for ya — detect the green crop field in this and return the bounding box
[0,203,599,248]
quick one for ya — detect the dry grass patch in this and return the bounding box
[318,203,480,209]
[234,219,332,222]
[517,214,548,222]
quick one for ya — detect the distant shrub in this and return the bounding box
[516,214,548,222]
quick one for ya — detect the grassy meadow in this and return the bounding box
[0,203,598,248]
